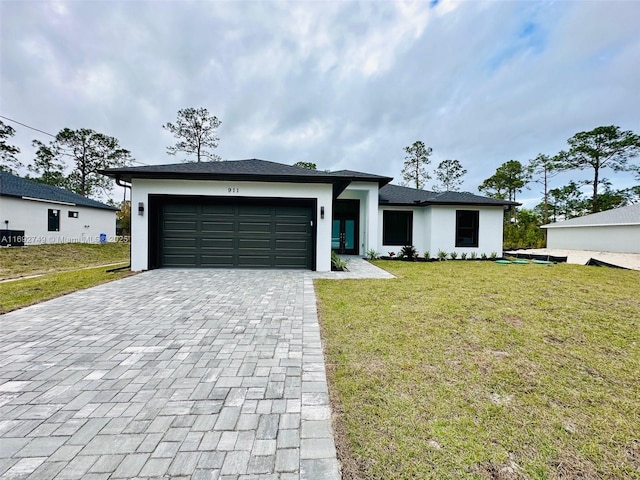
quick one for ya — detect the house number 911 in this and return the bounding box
[228,187,239,193]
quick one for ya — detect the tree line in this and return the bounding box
[0,107,222,200]
[401,125,640,248]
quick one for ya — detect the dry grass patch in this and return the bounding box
[0,242,129,280]
[315,261,640,479]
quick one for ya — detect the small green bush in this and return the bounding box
[449,251,458,260]
[470,251,477,260]
[461,252,467,260]
[490,252,498,259]
[481,253,488,260]
[331,251,348,271]
[366,249,380,260]
[400,245,418,261]
[437,250,448,261]
[423,251,430,260]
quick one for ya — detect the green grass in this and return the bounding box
[0,265,133,314]
[315,261,640,479]
[0,242,132,313]
[0,242,130,280]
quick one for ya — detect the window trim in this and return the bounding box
[382,210,413,246]
[455,210,479,248]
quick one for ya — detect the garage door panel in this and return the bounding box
[160,199,313,269]
[164,237,197,248]
[238,222,272,234]
[200,255,235,267]
[201,221,234,232]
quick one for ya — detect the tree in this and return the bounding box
[293,161,317,170]
[478,160,530,203]
[116,200,131,236]
[0,120,22,174]
[29,128,132,199]
[401,141,432,189]
[528,153,560,224]
[547,181,588,221]
[164,107,222,162]
[503,208,545,249]
[556,125,640,213]
[432,159,467,192]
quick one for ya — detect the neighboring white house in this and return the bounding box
[100,159,515,272]
[0,171,118,246]
[542,203,640,254]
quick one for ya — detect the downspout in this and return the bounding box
[107,176,132,273]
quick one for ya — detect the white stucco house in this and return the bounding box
[101,159,515,272]
[542,203,640,254]
[0,171,118,246]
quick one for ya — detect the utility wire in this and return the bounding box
[0,114,56,137]
[0,114,151,166]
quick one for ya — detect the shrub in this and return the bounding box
[449,251,458,260]
[481,253,488,260]
[400,245,418,261]
[490,252,498,259]
[423,251,430,260]
[461,252,467,260]
[470,251,477,260]
[331,251,348,271]
[437,250,448,261]
[366,249,380,260]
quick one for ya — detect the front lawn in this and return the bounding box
[315,261,640,479]
[0,242,132,313]
[0,242,130,280]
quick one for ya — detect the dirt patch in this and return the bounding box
[626,440,640,471]
[472,459,526,479]
[504,314,524,328]
[551,449,600,479]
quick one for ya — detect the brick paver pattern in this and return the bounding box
[0,269,348,480]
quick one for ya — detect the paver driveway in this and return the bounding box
[0,270,341,480]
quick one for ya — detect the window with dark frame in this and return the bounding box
[48,209,60,232]
[455,210,479,247]
[68,211,79,218]
[383,210,413,246]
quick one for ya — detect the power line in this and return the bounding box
[0,114,151,166]
[0,114,56,137]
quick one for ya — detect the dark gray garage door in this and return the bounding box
[160,200,314,269]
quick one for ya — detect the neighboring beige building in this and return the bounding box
[542,203,640,254]
[0,171,117,246]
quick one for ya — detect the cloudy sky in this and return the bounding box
[2,0,639,206]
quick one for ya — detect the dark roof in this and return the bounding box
[100,159,392,197]
[542,203,640,228]
[0,171,117,211]
[102,159,341,182]
[379,183,518,207]
[330,169,392,187]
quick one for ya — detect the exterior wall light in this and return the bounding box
[138,202,145,216]
[320,206,324,219]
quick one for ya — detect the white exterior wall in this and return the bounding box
[0,196,116,245]
[377,205,505,256]
[546,225,640,253]
[337,182,379,255]
[130,178,334,271]
[377,206,425,255]
[428,206,504,256]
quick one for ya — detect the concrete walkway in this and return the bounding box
[0,261,393,480]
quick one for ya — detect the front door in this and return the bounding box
[332,200,359,255]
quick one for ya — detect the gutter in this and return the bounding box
[107,176,132,273]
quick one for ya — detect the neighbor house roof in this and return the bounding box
[0,171,117,211]
[379,183,518,207]
[100,159,392,197]
[542,203,640,228]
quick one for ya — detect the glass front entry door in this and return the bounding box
[332,219,356,253]
[331,199,359,255]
